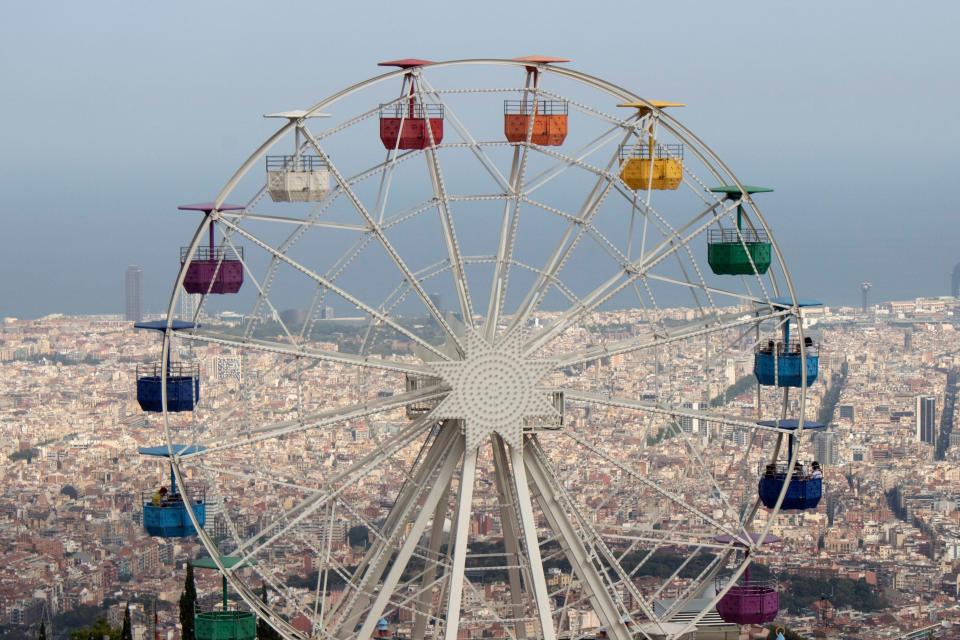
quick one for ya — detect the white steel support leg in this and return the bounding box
[524,444,632,640]
[334,425,456,636]
[443,444,478,640]
[492,435,527,640]
[509,441,556,640]
[412,479,451,640]
[357,437,465,640]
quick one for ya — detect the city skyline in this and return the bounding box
[1,2,959,318]
[3,3,960,640]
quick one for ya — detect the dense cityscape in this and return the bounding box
[2,291,960,640]
[4,0,958,638]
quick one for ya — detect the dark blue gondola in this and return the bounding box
[134,320,200,412]
[140,445,206,537]
[754,298,821,387]
[757,419,826,511]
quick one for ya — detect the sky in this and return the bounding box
[1,1,958,318]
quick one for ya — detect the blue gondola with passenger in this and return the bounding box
[140,445,206,537]
[757,419,826,511]
[754,297,821,387]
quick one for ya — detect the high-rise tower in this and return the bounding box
[952,263,960,297]
[124,265,143,322]
[860,282,872,314]
[916,395,937,445]
[813,429,839,465]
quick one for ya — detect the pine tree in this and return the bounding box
[38,621,47,640]
[257,583,277,640]
[179,564,197,640]
[121,605,132,640]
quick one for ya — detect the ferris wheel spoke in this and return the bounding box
[619,182,716,317]
[524,440,649,637]
[582,220,715,314]
[335,425,461,635]
[411,474,453,640]
[237,199,346,342]
[604,531,736,551]
[528,439,656,632]
[555,308,788,369]
[558,428,740,540]
[419,93,475,324]
[298,231,379,343]
[216,216,451,360]
[560,388,799,437]
[372,149,402,228]
[194,462,320,494]
[523,119,637,196]
[178,327,431,376]
[297,126,466,355]
[219,209,368,231]
[659,548,732,622]
[484,150,523,339]
[220,233,301,346]
[440,444,479,640]
[490,435,527,639]
[507,441,557,640]
[524,198,736,354]
[505,132,632,338]
[184,384,445,459]
[642,271,774,306]
[328,425,456,610]
[483,72,548,339]
[355,441,462,640]
[660,412,758,545]
[230,415,437,569]
[417,75,512,192]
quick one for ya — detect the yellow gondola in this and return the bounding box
[618,100,685,190]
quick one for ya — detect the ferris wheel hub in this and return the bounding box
[429,327,557,450]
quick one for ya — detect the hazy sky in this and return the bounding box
[1,1,958,318]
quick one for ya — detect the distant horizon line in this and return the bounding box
[5,294,960,323]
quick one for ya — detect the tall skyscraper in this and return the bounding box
[814,430,839,465]
[124,265,143,322]
[679,402,697,434]
[180,292,201,321]
[952,263,960,298]
[680,402,709,443]
[916,395,937,445]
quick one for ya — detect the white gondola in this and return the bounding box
[264,110,331,202]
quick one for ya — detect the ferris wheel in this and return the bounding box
[137,57,825,640]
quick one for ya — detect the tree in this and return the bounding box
[121,605,132,640]
[69,618,120,640]
[347,525,369,548]
[257,583,278,640]
[38,621,47,640]
[179,564,197,640]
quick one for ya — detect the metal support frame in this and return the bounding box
[524,440,634,640]
[156,58,811,640]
